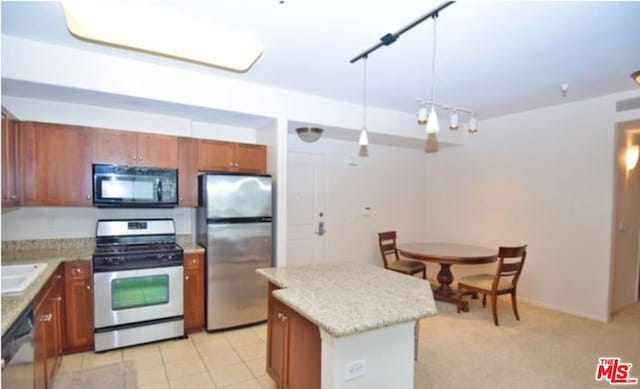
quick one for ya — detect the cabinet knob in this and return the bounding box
[277,313,282,320]
[87,195,92,200]
[234,163,239,167]
[229,162,234,167]
[132,156,137,161]
[180,197,184,202]
[54,274,62,280]
[281,314,287,322]
[9,195,17,200]
[139,157,144,162]
[86,285,91,291]
[52,296,62,302]
[75,268,82,274]
[40,314,53,322]
[185,275,190,280]
[192,259,197,264]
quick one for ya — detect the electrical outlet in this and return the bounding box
[345,359,366,381]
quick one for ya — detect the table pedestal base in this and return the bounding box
[432,264,477,312]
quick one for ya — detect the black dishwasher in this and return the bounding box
[1,304,34,389]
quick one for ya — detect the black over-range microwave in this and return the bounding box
[93,164,178,207]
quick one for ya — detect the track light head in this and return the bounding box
[468,116,478,133]
[417,106,428,125]
[449,110,459,130]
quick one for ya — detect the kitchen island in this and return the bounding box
[257,262,437,389]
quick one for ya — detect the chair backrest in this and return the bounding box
[378,231,400,268]
[493,245,527,291]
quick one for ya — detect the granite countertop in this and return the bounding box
[1,247,93,336]
[257,262,438,338]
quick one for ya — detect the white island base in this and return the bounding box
[320,321,415,389]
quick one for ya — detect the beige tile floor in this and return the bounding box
[56,323,277,389]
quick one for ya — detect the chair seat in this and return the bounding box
[388,260,425,273]
[458,274,513,292]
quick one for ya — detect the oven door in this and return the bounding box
[93,266,183,329]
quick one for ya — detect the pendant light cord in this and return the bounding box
[431,16,437,105]
[363,56,368,129]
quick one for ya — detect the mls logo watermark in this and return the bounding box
[595,357,638,385]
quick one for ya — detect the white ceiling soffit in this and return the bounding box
[287,120,456,151]
[1,79,273,128]
[2,1,640,119]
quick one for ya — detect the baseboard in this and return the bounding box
[517,296,609,323]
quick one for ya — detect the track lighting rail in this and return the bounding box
[349,1,455,64]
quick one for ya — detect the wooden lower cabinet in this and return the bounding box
[63,261,94,353]
[34,265,64,389]
[184,252,205,333]
[267,283,321,389]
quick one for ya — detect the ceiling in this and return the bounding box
[2,0,640,122]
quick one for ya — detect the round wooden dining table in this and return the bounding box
[397,243,498,312]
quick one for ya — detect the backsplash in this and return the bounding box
[1,237,95,252]
[2,234,194,253]
[1,207,195,241]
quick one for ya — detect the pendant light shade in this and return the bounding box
[359,126,369,146]
[425,107,439,134]
[449,110,459,130]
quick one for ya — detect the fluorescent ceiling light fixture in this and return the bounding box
[61,1,264,72]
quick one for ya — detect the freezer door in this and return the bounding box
[205,174,272,219]
[206,222,271,330]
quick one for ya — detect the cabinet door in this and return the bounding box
[267,284,288,388]
[137,133,178,168]
[19,122,93,206]
[285,307,321,389]
[183,253,205,333]
[64,261,94,352]
[198,139,235,172]
[92,128,138,165]
[235,143,267,173]
[178,137,199,207]
[34,292,49,389]
[2,115,19,207]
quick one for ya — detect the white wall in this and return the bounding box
[422,89,640,322]
[287,134,428,266]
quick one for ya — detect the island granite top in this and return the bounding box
[257,262,437,338]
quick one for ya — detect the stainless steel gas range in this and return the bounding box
[92,219,184,352]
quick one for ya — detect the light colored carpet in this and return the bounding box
[52,360,137,389]
[415,298,640,388]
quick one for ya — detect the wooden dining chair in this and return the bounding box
[377,231,426,279]
[456,245,527,326]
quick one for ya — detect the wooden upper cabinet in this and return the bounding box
[198,139,266,174]
[198,139,235,171]
[19,122,93,206]
[235,143,266,173]
[92,128,137,165]
[137,133,178,168]
[92,128,177,168]
[178,137,199,207]
[2,114,19,207]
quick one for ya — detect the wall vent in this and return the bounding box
[616,96,640,112]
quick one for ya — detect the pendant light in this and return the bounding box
[425,16,439,136]
[358,56,369,149]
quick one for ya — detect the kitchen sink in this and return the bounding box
[1,263,49,294]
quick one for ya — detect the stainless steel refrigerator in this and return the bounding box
[197,173,272,331]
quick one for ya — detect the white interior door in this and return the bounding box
[287,152,327,267]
